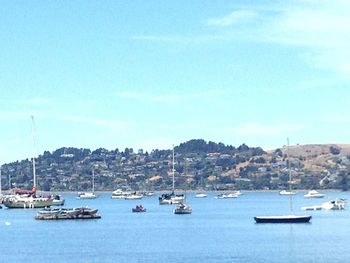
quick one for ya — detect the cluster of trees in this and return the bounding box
[1,139,350,191]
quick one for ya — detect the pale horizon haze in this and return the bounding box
[1,0,350,163]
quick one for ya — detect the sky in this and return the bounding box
[1,0,350,164]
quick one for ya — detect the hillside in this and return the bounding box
[1,140,349,192]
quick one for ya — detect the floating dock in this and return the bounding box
[35,213,101,220]
[35,207,101,220]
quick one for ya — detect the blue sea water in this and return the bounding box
[1,191,350,263]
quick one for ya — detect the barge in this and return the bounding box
[35,207,101,220]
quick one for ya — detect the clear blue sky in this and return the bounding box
[1,0,349,163]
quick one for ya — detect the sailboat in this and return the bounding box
[77,169,97,199]
[159,145,184,205]
[3,116,54,208]
[254,139,311,223]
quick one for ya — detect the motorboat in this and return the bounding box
[124,192,143,200]
[233,191,243,196]
[216,193,238,199]
[51,194,65,206]
[78,206,98,216]
[173,202,192,214]
[195,193,207,198]
[38,207,81,217]
[301,205,323,211]
[159,192,184,204]
[321,199,346,210]
[279,190,296,195]
[111,189,128,199]
[132,205,146,212]
[304,190,325,198]
[302,199,347,211]
[37,207,63,216]
[141,191,154,197]
[77,192,97,199]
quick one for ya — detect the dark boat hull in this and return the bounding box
[254,215,311,223]
[132,208,146,212]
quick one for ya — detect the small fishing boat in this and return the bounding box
[132,205,146,212]
[304,190,324,198]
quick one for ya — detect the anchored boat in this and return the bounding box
[173,202,192,214]
[159,145,184,205]
[3,117,54,209]
[254,139,311,224]
[77,170,97,199]
[35,206,100,220]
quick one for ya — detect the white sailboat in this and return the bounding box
[254,139,311,223]
[77,169,97,199]
[3,116,54,208]
[159,145,184,205]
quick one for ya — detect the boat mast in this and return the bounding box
[92,169,95,193]
[287,138,293,213]
[172,144,175,193]
[31,116,37,189]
